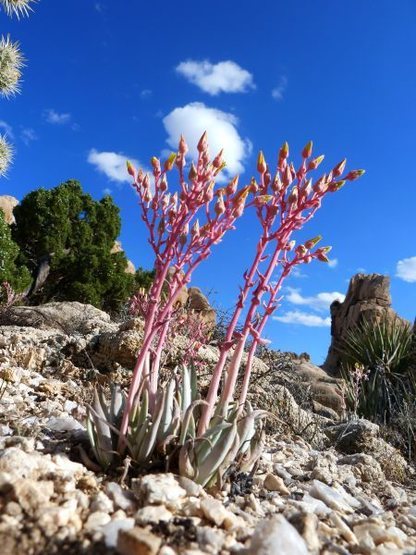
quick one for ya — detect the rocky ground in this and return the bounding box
[1,302,416,554]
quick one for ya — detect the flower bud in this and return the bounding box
[302,141,313,158]
[312,175,328,194]
[176,154,185,171]
[204,182,214,203]
[304,235,322,249]
[164,152,177,171]
[302,178,312,198]
[315,246,332,262]
[159,175,168,192]
[307,155,325,171]
[255,195,273,207]
[143,187,152,203]
[142,174,150,189]
[215,194,225,216]
[249,177,259,193]
[197,131,208,153]
[333,158,347,177]
[271,173,283,193]
[345,169,365,181]
[328,180,346,192]
[304,255,312,263]
[286,240,296,251]
[126,160,136,178]
[278,142,289,166]
[295,244,307,256]
[288,185,299,206]
[179,135,188,154]
[161,193,170,209]
[257,151,267,173]
[188,162,198,181]
[282,165,293,187]
[212,149,224,169]
[226,175,239,196]
[151,156,161,175]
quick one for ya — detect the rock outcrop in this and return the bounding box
[111,240,136,275]
[323,273,409,374]
[0,195,18,224]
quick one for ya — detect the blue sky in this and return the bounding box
[1,0,415,363]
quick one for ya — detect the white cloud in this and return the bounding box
[102,187,112,196]
[0,120,14,139]
[328,257,338,269]
[88,149,140,183]
[274,310,331,327]
[44,109,72,125]
[163,102,251,179]
[285,287,345,312]
[271,76,288,101]
[396,256,416,283]
[176,60,254,95]
[20,128,38,145]
[291,266,307,278]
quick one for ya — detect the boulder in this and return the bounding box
[0,195,18,224]
[0,302,116,335]
[323,273,409,374]
[187,287,216,328]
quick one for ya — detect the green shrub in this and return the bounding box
[340,317,415,424]
[0,209,31,294]
[12,180,136,312]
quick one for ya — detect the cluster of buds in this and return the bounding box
[200,141,364,433]
[118,133,257,448]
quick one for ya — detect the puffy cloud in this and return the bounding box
[88,149,140,183]
[328,257,339,269]
[43,109,72,125]
[20,127,38,145]
[396,256,416,283]
[162,102,251,179]
[271,76,288,101]
[285,287,345,312]
[274,311,331,327]
[176,60,254,95]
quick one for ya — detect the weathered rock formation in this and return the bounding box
[0,194,18,224]
[111,240,136,275]
[323,273,410,374]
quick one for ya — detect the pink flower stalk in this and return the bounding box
[198,142,364,434]
[118,133,254,451]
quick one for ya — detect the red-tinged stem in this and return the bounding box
[148,314,171,410]
[238,265,291,410]
[219,239,287,410]
[198,237,269,435]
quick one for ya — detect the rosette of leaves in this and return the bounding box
[86,366,267,487]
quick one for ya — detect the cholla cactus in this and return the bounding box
[0,0,36,18]
[0,134,13,176]
[0,35,24,97]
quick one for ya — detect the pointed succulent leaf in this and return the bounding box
[196,420,238,487]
